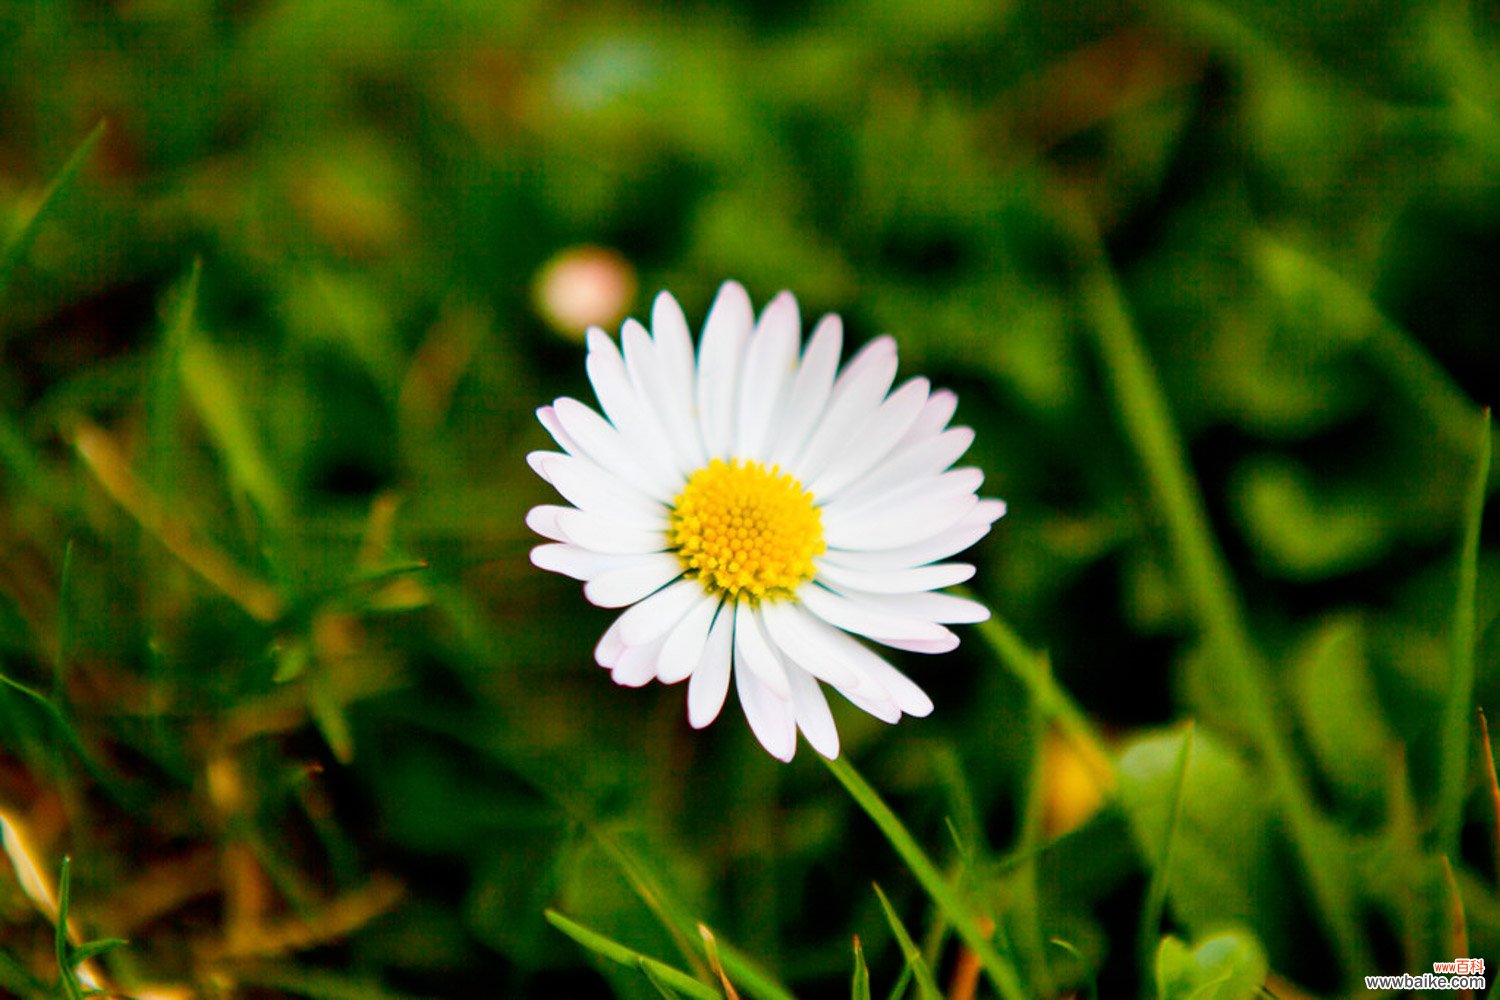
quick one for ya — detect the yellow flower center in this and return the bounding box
[669,459,824,601]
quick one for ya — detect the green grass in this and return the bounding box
[1,1,1499,997]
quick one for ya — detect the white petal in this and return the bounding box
[767,313,843,467]
[583,553,684,608]
[734,599,791,699]
[839,686,902,724]
[658,595,722,685]
[797,584,953,645]
[696,281,754,459]
[786,664,839,759]
[616,579,704,647]
[688,606,735,728]
[652,292,697,403]
[825,499,1005,571]
[831,588,989,624]
[623,319,705,471]
[536,404,581,454]
[824,467,984,524]
[551,398,678,500]
[797,611,934,717]
[814,560,975,594]
[531,543,649,582]
[554,509,668,554]
[900,388,958,446]
[823,494,977,551]
[526,505,570,542]
[613,633,666,687]
[806,377,928,499]
[829,426,975,508]
[976,498,1008,522]
[528,452,667,528]
[879,630,961,654]
[787,336,899,482]
[586,329,686,476]
[595,617,626,668]
[735,655,797,761]
[831,647,933,718]
[525,449,559,481]
[757,600,868,691]
[735,292,801,461]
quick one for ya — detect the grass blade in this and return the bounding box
[1139,722,1194,994]
[1436,409,1492,855]
[54,857,84,1000]
[871,884,942,1000]
[544,909,721,1000]
[824,755,1028,1000]
[306,667,355,765]
[852,936,872,1000]
[0,122,104,308]
[160,257,290,521]
[1478,708,1500,885]
[640,958,696,999]
[1072,211,1363,977]
[1440,857,1470,985]
[178,328,290,522]
[698,925,741,1000]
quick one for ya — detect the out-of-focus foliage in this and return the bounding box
[0,0,1498,997]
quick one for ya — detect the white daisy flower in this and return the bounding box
[526,281,1006,761]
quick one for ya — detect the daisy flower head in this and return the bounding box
[527,281,1006,761]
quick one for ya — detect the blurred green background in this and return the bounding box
[2,1,1499,997]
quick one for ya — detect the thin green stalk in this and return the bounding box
[885,966,913,1000]
[966,604,1114,790]
[824,755,1029,1000]
[1436,410,1492,855]
[1139,722,1194,996]
[1073,226,1364,976]
[1009,682,1053,996]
